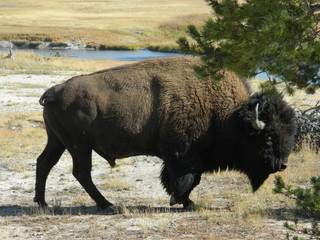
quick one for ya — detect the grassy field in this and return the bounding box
[0,0,211,49]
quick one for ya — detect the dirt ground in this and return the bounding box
[0,73,317,240]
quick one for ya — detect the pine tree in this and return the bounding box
[178,0,320,94]
[273,176,320,239]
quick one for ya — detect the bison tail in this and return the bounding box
[39,90,56,106]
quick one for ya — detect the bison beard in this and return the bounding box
[34,56,296,211]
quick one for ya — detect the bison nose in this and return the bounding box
[279,163,287,171]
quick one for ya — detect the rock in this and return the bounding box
[126,226,142,234]
[37,41,51,49]
[0,40,14,49]
[0,40,89,50]
[66,41,87,49]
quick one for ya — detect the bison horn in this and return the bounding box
[251,103,266,130]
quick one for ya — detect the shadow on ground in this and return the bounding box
[1,205,300,221]
[0,204,193,217]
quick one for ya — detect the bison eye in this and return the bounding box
[266,136,273,146]
[266,141,273,147]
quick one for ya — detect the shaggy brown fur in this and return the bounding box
[35,56,296,210]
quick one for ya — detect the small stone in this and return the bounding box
[126,226,142,234]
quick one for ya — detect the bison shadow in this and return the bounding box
[0,204,202,217]
[0,204,301,222]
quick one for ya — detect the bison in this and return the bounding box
[34,56,296,211]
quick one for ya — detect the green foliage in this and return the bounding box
[178,0,320,92]
[273,176,320,240]
[273,175,320,215]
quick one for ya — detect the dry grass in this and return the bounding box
[249,78,320,106]
[182,143,320,237]
[0,112,45,166]
[0,127,45,158]
[99,179,130,191]
[0,0,211,49]
[0,112,43,128]
[0,51,131,74]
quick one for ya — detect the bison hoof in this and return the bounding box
[183,199,196,210]
[170,195,177,206]
[170,195,196,210]
[33,197,48,208]
[96,199,114,211]
[101,206,119,215]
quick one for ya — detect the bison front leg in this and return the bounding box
[170,172,201,209]
[161,154,202,209]
[69,144,113,211]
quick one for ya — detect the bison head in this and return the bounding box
[234,92,296,191]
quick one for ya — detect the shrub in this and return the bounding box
[273,176,320,216]
[273,176,320,239]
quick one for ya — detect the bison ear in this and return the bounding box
[251,103,266,131]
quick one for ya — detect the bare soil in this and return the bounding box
[0,72,316,240]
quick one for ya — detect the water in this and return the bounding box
[20,48,183,61]
[18,48,269,79]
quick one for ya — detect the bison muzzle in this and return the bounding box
[34,56,296,211]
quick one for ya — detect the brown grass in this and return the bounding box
[0,112,45,161]
[0,51,133,74]
[0,112,43,128]
[0,0,211,49]
[249,78,320,106]
[0,127,45,158]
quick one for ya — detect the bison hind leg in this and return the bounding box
[34,130,66,207]
[69,144,113,210]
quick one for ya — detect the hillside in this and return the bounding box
[0,0,211,50]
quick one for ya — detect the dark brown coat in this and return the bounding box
[35,56,296,210]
